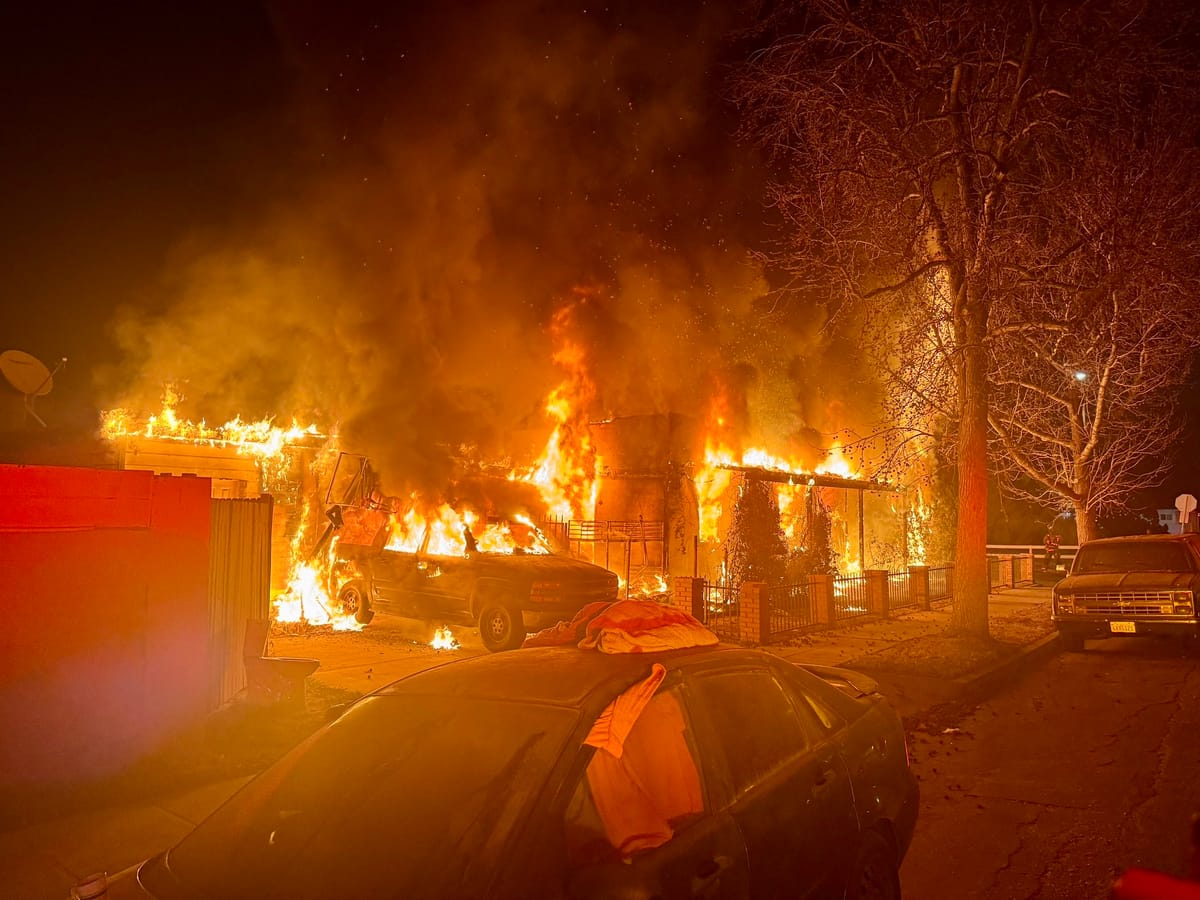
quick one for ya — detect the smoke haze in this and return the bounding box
[99,1,879,495]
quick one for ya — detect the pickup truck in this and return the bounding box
[334,536,620,652]
[1052,533,1200,651]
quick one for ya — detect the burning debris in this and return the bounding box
[430,627,459,650]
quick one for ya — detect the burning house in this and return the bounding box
[98,397,916,642]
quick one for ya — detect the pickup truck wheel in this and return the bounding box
[478,601,525,653]
[338,581,374,625]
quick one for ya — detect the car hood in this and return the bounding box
[1057,572,1195,592]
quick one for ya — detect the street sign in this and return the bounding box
[1176,493,1197,523]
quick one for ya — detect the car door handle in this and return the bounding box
[696,858,720,880]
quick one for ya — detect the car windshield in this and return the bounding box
[1073,542,1194,575]
[166,694,577,900]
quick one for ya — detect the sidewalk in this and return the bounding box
[4,586,1054,899]
[765,585,1056,720]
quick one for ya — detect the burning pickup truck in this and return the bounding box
[317,453,620,651]
[334,538,620,652]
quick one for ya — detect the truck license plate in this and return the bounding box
[1110,621,1136,634]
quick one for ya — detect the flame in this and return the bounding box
[520,302,598,521]
[694,429,862,545]
[816,441,856,478]
[273,504,363,630]
[101,391,327,496]
[692,391,873,575]
[431,626,459,650]
[907,487,931,566]
[385,499,552,557]
[102,391,323,456]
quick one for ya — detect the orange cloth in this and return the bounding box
[521,601,611,648]
[584,664,667,758]
[582,671,704,857]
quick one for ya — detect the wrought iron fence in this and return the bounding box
[766,581,816,637]
[887,571,916,611]
[700,581,740,641]
[928,565,953,602]
[986,556,1009,590]
[833,574,871,621]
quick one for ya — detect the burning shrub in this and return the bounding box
[724,476,787,587]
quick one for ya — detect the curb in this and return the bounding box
[953,631,1061,696]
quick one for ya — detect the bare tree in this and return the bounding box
[989,105,1200,542]
[733,0,1199,636]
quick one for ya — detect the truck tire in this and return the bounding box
[478,600,525,653]
[338,580,375,625]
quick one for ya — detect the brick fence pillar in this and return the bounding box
[908,565,930,611]
[866,569,889,618]
[670,576,704,620]
[808,574,837,626]
[738,581,769,644]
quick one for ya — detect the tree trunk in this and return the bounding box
[1073,501,1097,545]
[951,320,990,637]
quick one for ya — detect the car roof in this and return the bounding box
[376,644,777,709]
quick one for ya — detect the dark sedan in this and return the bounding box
[107,646,918,899]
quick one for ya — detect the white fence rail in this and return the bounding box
[986,543,1078,576]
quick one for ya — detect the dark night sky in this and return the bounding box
[1,3,294,413]
[1,2,1197,518]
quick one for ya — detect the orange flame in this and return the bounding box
[431,626,459,650]
[385,499,552,557]
[274,506,363,631]
[519,303,598,521]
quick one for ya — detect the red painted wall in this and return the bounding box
[0,465,212,787]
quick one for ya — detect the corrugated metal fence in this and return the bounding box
[208,495,274,707]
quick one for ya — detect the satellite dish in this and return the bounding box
[0,350,54,396]
[0,349,66,428]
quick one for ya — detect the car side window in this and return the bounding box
[563,686,706,865]
[689,670,809,796]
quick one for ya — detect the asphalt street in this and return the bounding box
[899,636,1200,899]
